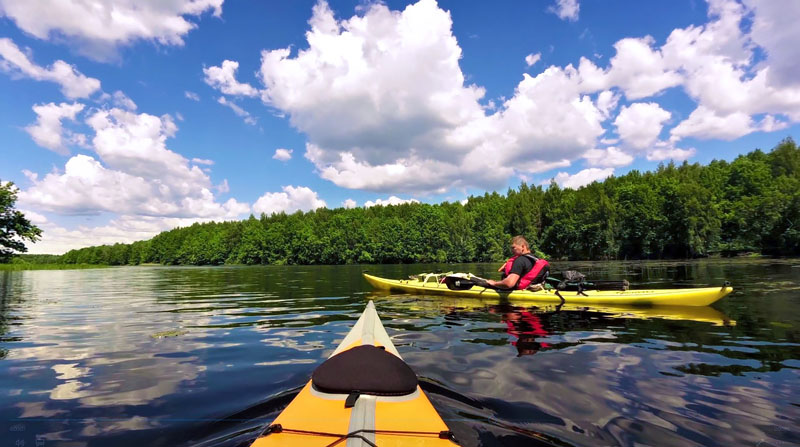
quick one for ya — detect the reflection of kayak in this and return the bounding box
[363,273,733,307]
[250,300,457,447]
[372,295,736,326]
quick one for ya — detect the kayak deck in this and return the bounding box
[251,301,456,447]
[363,273,733,307]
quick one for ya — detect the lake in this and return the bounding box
[1,259,798,447]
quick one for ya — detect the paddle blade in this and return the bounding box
[443,276,475,290]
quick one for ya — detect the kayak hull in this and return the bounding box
[251,301,456,447]
[363,273,733,307]
[372,295,735,326]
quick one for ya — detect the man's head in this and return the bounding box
[510,235,530,255]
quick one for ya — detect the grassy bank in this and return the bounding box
[0,263,110,271]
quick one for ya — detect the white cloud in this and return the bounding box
[26,214,230,255]
[215,179,230,194]
[25,102,86,154]
[614,102,671,149]
[342,198,357,209]
[204,60,259,97]
[252,1,613,194]
[217,97,256,125]
[0,38,101,98]
[364,196,420,207]
[582,147,634,168]
[252,185,327,215]
[646,145,696,162]
[185,91,200,101]
[525,52,541,67]
[745,0,800,88]
[549,0,579,22]
[191,158,214,165]
[260,0,487,166]
[605,37,683,100]
[20,108,249,220]
[0,0,224,61]
[670,105,755,141]
[273,148,293,161]
[550,168,614,189]
[595,90,620,119]
[660,0,800,122]
[111,91,137,110]
[197,0,800,196]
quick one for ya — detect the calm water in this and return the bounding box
[1,260,799,447]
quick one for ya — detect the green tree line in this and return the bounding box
[58,138,800,265]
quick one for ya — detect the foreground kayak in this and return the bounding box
[251,300,457,447]
[363,273,733,307]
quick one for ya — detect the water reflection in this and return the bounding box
[0,261,798,447]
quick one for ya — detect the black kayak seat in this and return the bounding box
[311,345,418,396]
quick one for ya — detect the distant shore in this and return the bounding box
[0,263,110,271]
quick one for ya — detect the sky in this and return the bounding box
[1,0,799,254]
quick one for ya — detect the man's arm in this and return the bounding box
[488,273,519,289]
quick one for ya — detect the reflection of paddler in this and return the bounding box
[492,306,552,356]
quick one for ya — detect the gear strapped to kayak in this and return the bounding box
[250,301,458,447]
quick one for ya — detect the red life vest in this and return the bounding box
[503,254,550,290]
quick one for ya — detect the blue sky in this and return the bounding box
[1,0,799,254]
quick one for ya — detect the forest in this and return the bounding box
[58,138,800,265]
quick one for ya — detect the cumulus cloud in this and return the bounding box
[185,91,200,101]
[607,37,683,100]
[342,198,357,209]
[525,52,541,67]
[0,0,224,61]
[273,148,293,161]
[217,97,256,125]
[204,60,259,97]
[252,185,327,215]
[614,102,671,150]
[549,0,579,22]
[25,214,229,255]
[746,0,800,88]
[111,91,137,110]
[595,90,620,119]
[20,108,249,220]
[670,106,756,141]
[191,158,214,165]
[661,0,800,123]
[195,0,799,196]
[364,196,420,207]
[25,102,86,154]
[550,168,614,189]
[582,147,634,168]
[256,0,607,193]
[646,145,696,161]
[0,38,101,98]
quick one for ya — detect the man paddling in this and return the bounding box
[486,236,549,290]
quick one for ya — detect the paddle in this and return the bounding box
[442,274,496,291]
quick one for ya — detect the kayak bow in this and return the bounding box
[363,273,733,307]
[251,300,457,447]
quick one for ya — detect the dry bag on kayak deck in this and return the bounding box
[550,271,630,292]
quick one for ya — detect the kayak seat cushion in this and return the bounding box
[312,345,418,396]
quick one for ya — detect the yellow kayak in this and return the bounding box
[371,295,735,326]
[363,273,733,307]
[251,300,457,447]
